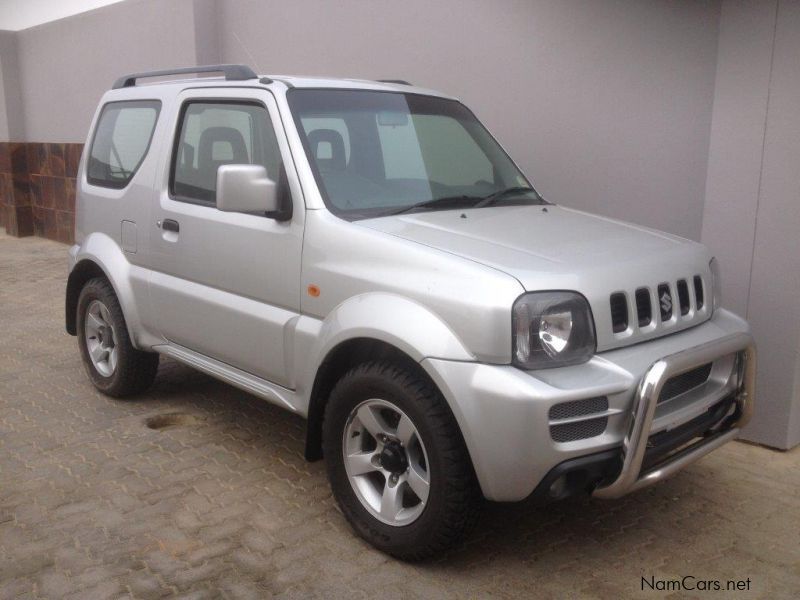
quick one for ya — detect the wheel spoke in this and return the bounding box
[99,304,111,325]
[346,450,379,476]
[380,480,403,521]
[86,312,103,333]
[89,343,105,362]
[406,465,430,503]
[395,415,415,446]
[356,404,387,439]
[108,348,118,373]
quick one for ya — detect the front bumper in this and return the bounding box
[421,308,755,502]
[592,331,754,499]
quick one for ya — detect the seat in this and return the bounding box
[307,129,346,170]
[197,127,249,190]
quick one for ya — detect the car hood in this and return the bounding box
[358,205,714,351]
[359,205,700,285]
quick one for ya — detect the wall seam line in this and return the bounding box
[696,0,725,243]
[745,0,780,320]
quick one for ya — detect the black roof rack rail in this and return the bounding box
[376,79,412,86]
[112,64,258,89]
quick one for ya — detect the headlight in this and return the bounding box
[709,257,721,313]
[512,291,596,369]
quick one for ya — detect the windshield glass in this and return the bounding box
[287,89,539,219]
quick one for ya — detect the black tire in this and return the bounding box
[76,277,159,398]
[323,361,482,560]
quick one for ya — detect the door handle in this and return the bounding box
[161,219,180,233]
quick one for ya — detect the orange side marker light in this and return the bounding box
[307,284,321,297]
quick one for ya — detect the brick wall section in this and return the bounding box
[30,143,82,244]
[0,142,82,244]
[0,143,33,237]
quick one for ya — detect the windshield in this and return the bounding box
[287,89,540,219]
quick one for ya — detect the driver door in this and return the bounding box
[147,87,303,388]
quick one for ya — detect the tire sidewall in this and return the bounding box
[324,368,452,553]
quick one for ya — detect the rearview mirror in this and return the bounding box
[377,110,409,127]
[216,164,278,214]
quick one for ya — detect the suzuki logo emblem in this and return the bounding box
[660,291,672,314]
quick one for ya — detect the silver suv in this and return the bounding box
[66,65,756,559]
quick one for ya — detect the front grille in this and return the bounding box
[549,397,609,442]
[610,293,628,333]
[657,283,672,321]
[608,273,708,341]
[677,279,690,315]
[549,397,609,420]
[635,288,652,327]
[551,418,608,442]
[659,363,713,403]
[693,275,705,309]
[643,395,736,470]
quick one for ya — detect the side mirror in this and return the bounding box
[216,164,278,214]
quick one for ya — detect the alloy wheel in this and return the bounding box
[342,398,431,526]
[84,299,118,377]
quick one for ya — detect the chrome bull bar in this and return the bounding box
[593,332,756,499]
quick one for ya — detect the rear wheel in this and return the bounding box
[77,278,159,397]
[323,361,481,560]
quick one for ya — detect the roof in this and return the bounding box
[265,74,454,99]
[110,64,455,100]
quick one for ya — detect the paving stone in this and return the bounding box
[1,231,799,599]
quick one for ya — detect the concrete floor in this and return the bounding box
[1,230,799,599]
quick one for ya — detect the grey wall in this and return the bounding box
[0,30,24,141]
[193,0,221,66]
[0,32,12,140]
[701,0,776,318]
[703,0,800,449]
[219,0,721,241]
[14,0,200,142]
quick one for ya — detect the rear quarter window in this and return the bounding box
[87,100,160,189]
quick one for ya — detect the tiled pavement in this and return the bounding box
[1,230,799,599]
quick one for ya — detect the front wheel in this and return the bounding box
[323,361,481,560]
[76,278,159,398]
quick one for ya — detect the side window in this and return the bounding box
[171,102,282,204]
[87,100,160,188]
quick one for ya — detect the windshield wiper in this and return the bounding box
[383,195,482,217]
[473,186,544,209]
[381,188,544,217]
